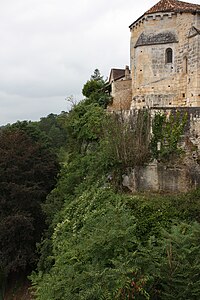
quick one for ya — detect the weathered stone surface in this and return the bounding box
[130,11,200,109]
[122,158,200,193]
[108,1,200,111]
[135,31,178,47]
[107,79,132,111]
[122,107,200,193]
[108,0,200,192]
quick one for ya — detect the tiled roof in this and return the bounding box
[109,69,125,83]
[146,0,200,14]
[129,0,200,28]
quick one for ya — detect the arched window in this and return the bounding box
[166,48,173,63]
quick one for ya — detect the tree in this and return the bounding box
[0,127,59,278]
[82,69,111,108]
[37,113,67,150]
[90,68,103,81]
[62,101,106,154]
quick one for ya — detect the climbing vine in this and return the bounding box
[151,110,188,160]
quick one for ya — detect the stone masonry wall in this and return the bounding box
[129,12,200,109]
[122,107,200,193]
[107,79,132,111]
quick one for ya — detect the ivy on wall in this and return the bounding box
[151,110,188,160]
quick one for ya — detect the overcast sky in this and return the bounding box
[0,0,199,125]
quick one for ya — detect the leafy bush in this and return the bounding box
[151,111,188,160]
[142,222,200,299]
[32,186,151,299]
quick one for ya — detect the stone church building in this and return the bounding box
[108,0,200,111]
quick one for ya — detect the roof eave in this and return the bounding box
[129,9,200,29]
[129,13,145,29]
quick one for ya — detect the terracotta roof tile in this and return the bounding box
[129,0,200,28]
[146,0,200,14]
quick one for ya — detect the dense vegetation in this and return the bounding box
[30,71,200,299]
[1,70,200,299]
[0,118,64,298]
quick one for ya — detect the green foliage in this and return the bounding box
[0,214,34,273]
[144,222,200,299]
[7,120,50,147]
[29,71,200,300]
[100,110,151,186]
[151,111,188,160]
[8,114,68,156]
[0,127,59,277]
[32,182,200,300]
[82,69,111,108]
[31,186,151,300]
[91,69,104,81]
[37,113,67,150]
[126,190,200,242]
[82,78,104,98]
[82,69,104,98]
[62,101,106,155]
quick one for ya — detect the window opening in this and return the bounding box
[183,56,188,74]
[166,48,173,63]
